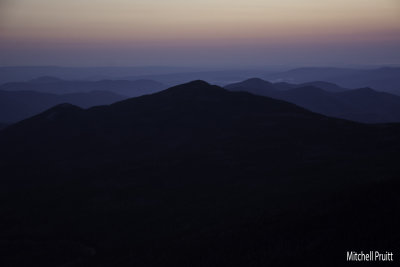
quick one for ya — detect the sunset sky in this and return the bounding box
[0,0,399,67]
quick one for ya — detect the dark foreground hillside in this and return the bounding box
[1,81,399,266]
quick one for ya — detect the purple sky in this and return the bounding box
[1,0,399,67]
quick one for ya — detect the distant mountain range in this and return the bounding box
[265,67,400,94]
[225,78,400,123]
[271,80,347,92]
[0,77,166,96]
[0,66,207,84]
[0,77,164,123]
[1,80,399,266]
[3,76,399,124]
[0,89,127,123]
[2,66,399,93]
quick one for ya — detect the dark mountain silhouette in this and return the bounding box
[0,89,127,123]
[1,80,400,267]
[0,122,8,130]
[1,80,324,161]
[0,77,166,97]
[267,67,400,94]
[225,78,400,123]
[225,78,277,94]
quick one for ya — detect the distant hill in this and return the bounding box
[266,67,400,94]
[1,80,400,266]
[295,81,347,92]
[123,69,277,85]
[0,65,281,85]
[226,78,348,92]
[0,66,205,83]
[0,77,166,97]
[225,78,400,123]
[0,89,127,123]
[2,66,399,93]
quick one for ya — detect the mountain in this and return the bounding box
[123,69,278,85]
[295,81,347,92]
[224,78,277,94]
[266,67,400,94]
[0,77,166,97]
[333,88,400,122]
[268,67,360,82]
[1,80,324,161]
[2,66,399,93]
[0,122,8,130]
[0,89,127,123]
[226,78,348,92]
[0,66,209,84]
[0,66,279,85]
[1,80,400,267]
[225,78,400,123]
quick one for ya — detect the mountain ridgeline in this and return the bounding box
[225,78,400,123]
[0,77,166,96]
[265,66,400,94]
[0,77,167,123]
[1,66,400,93]
[0,89,127,123]
[1,81,400,266]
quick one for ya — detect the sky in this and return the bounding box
[0,0,399,67]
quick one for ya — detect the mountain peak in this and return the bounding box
[37,103,82,122]
[156,80,227,97]
[51,103,81,109]
[185,80,211,86]
[224,78,275,95]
